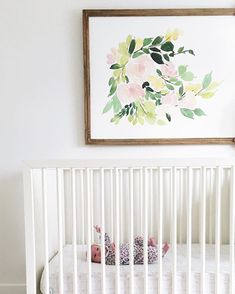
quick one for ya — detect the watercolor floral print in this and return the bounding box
[103,29,220,126]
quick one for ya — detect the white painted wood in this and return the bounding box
[23,168,36,294]
[230,166,235,294]
[23,159,235,294]
[209,168,214,244]
[56,169,64,294]
[172,167,177,294]
[144,167,148,294]
[86,168,92,294]
[110,169,114,240]
[42,169,49,294]
[187,167,192,294]
[158,167,163,294]
[129,168,134,294]
[24,158,235,169]
[200,166,206,294]
[100,168,106,294]
[115,168,120,294]
[215,167,221,294]
[71,169,78,294]
[80,169,85,245]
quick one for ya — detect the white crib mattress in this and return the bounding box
[40,244,232,294]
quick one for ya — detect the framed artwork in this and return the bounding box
[83,9,235,145]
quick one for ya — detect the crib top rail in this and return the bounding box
[23,158,235,169]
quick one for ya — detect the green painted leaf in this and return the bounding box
[125,76,129,83]
[163,54,170,62]
[102,100,113,114]
[108,81,117,96]
[175,81,183,86]
[128,39,136,54]
[149,93,156,100]
[179,85,184,96]
[112,95,122,112]
[161,41,174,52]
[146,86,154,92]
[180,108,194,119]
[142,48,150,54]
[181,72,194,81]
[166,83,174,90]
[108,77,115,86]
[166,113,171,122]
[202,72,212,89]
[132,51,144,58]
[150,53,164,64]
[193,108,206,116]
[110,63,122,70]
[143,38,153,46]
[152,36,163,46]
[149,47,161,52]
[156,69,162,76]
[189,49,195,56]
[178,65,187,76]
[178,46,184,53]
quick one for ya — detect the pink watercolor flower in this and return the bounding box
[161,62,177,77]
[161,92,178,106]
[178,91,197,109]
[126,55,155,83]
[117,83,145,104]
[106,48,119,65]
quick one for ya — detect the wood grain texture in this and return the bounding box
[83,9,235,145]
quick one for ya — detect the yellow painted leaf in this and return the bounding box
[118,42,128,55]
[207,81,222,91]
[185,83,201,93]
[148,76,165,90]
[126,35,132,47]
[201,92,216,99]
[157,119,167,126]
[119,55,129,65]
[135,38,143,50]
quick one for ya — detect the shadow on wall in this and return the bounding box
[0,171,26,282]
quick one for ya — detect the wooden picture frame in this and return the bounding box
[83,9,235,145]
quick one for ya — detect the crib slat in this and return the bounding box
[86,168,92,294]
[209,168,213,244]
[230,166,235,294]
[200,167,206,294]
[129,168,134,294]
[42,169,50,294]
[90,170,94,243]
[158,167,163,294]
[71,169,78,294]
[172,167,177,294]
[115,168,120,294]
[144,167,148,294]
[57,169,64,294]
[110,169,114,240]
[23,168,37,294]
[187,167,192,294]
[179,168,183,244]
[80,170,85,244]
[215,167,221,294]
[101,168,106,294]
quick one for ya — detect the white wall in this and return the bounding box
[0,0,235,291]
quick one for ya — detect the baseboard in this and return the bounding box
[0,284,26,294]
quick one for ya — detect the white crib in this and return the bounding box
[24,159,235,294]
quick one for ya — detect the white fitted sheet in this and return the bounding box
[40,244,232,294]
